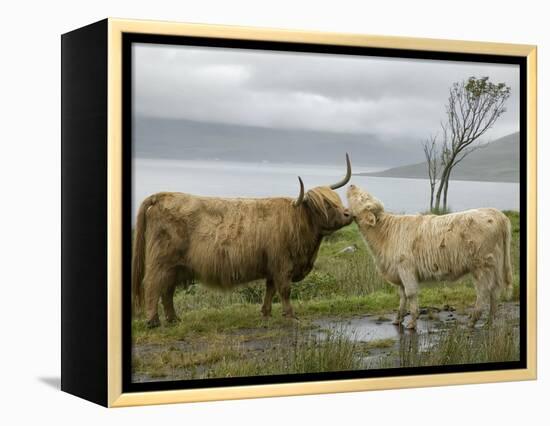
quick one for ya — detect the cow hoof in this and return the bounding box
[146,318,161,328]
[283,313,299,321]
[406,322,417,330]
[468,315,479,328]
[166,316,180,324]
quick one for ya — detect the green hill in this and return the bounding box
[357,132,519,183]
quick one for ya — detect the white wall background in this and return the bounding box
[0,0,546,424]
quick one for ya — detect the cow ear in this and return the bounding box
[358,211,376,227]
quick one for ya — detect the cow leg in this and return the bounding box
[275,278,296,319]
[398,267,419,330]
[143,268,161,328]
[392,285,406,325]
[486,269,499,326]
[144,265,173,328]
[470,270,489,328]
[261,278,276,318]
[469,293,484,327]
[487,287,498,326]
[161,277,179,324]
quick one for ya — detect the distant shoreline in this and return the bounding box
[353,172,519,184]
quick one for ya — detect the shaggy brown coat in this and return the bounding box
[346,184,513,329]
[132,187,352,327]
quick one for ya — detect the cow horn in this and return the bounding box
[329,153,352,190]
[293,176,305,206]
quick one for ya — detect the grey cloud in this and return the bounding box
[133,43,520,143]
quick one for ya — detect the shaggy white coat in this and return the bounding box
[347,184,512,328]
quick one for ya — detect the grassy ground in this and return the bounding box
[132,211,521,381]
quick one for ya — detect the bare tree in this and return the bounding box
[433,76,511,212]
[422,134,439,211]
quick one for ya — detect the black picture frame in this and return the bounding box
[121,32,528,394]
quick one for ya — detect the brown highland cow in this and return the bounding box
[133,155,353,327]
[347,184,513,329]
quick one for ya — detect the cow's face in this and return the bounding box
[305,187,353,234]
[346,184,384,228]
[292,153,353,234]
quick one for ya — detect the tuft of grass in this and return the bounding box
[419,283,477,308]
[398,321,520,367]
[133,303,304,344]
[207,329,363,378]
[133,342,242,380]
[315,223,388,296]
[363,338,395,350]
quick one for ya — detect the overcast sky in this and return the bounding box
[133,42,520,145]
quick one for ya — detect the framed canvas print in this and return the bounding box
[61,18,537,407]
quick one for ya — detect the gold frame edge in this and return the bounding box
[106,18,537,407]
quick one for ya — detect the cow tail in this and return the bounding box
[502,217,514,300]
[132,196,154,312]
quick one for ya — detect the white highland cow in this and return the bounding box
[346,184,513,329]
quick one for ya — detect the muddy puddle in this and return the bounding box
[316,303,519,340]
[312,307,468,353]
[313,302,519,368]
